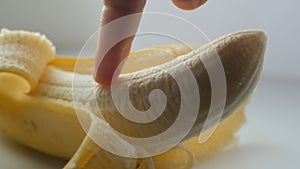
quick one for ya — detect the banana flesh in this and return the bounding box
[95,30,266,142]
[0,29,266,169]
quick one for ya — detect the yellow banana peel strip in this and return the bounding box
[0,29,246,169]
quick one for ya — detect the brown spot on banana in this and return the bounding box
[95,30,267,141]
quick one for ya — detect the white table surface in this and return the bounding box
[0,75,299,169]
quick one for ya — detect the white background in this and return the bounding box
[0,0,299,169]
[0,0,299,78]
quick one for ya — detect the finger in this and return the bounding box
[171,0,207,10]
[94,0,146,85]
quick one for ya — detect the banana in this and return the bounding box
[0,29,267,169]
[65,30,266,169]
[95,30,266,140]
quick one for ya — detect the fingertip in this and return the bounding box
[172,0,207,10]
[94,71,113,86]
[93,61,113,86]
[94,56,124,86]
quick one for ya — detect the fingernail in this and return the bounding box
[193,0,207,8]
[192,0,200,7]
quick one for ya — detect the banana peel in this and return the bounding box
[0,29,266,169]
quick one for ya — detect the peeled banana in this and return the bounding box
[0,29,266,169]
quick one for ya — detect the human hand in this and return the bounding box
[94,0,207,85]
